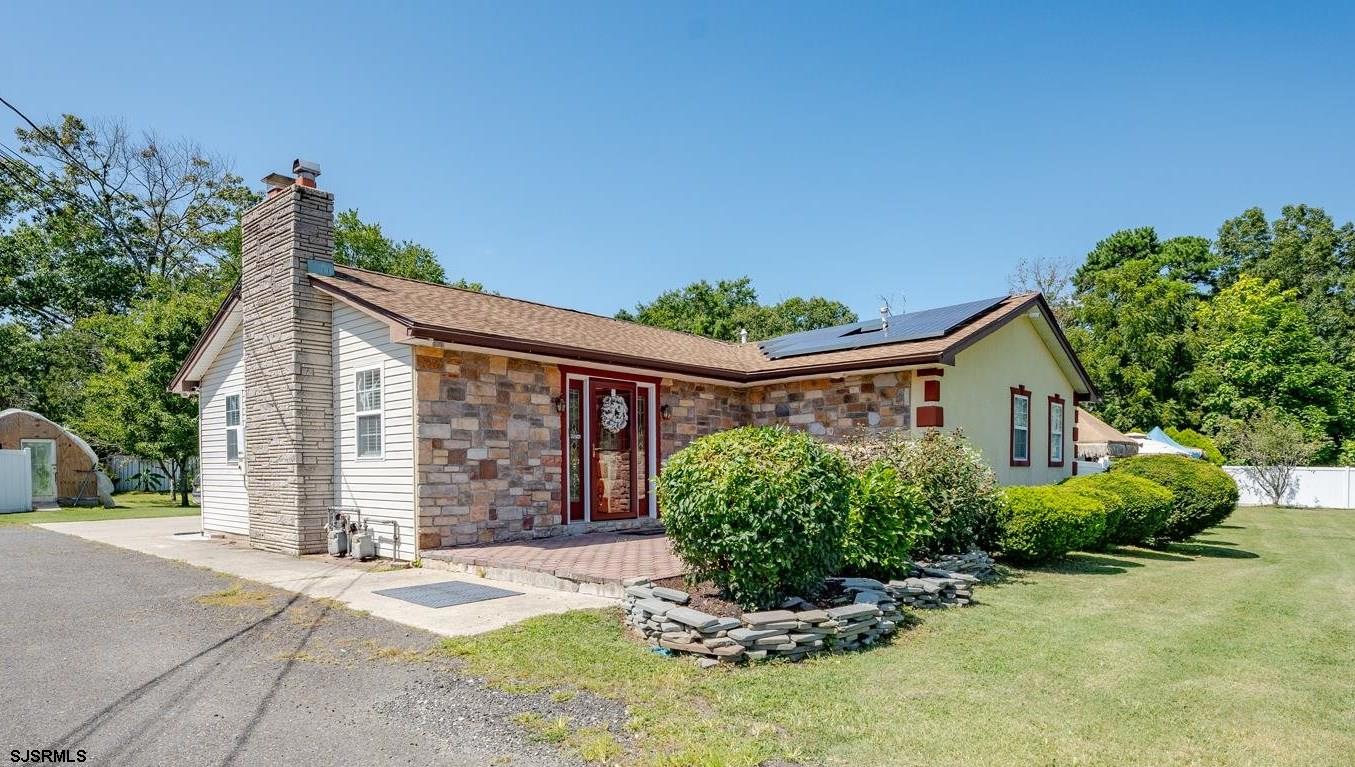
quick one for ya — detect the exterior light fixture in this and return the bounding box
[660,404,672,420]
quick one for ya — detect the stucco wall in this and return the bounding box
[940,316,1074,486]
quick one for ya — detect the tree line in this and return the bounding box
[0,114,481,502]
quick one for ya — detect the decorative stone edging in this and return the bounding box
[623,553,994,664]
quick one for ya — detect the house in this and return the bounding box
[170,161,1096,560]
[1074,407,1140,460]
[0,408,114,508]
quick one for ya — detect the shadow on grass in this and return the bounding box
[1105,546,1193,563]
[1215,524,1246,530]
[1166,542,1260,559]
[1033,553,1145,575]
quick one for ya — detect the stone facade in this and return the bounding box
[414,347,563,547]
[658,378,747,460]
[240,185,335,555]
[413,358,925,548]
[747,371,913,438]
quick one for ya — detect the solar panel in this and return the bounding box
[758,296,1008,360]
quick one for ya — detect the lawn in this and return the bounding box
[442,506,1355,767]
[0,491,199,526]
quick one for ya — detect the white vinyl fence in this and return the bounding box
[0,449,33,513]
[107,455,197,493]
[1224,465,1355,509]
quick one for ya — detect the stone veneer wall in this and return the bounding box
[658,378,747,460]
[415,356,919,548]
[747,371,913,438]
[240,185,335,555]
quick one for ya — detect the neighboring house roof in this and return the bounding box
[1075,408,1135,445]
[172,264,1097,393]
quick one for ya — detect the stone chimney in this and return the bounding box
[240,160,335,555]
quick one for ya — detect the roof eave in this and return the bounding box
[168,287,241,395]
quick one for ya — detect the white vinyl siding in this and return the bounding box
[333,305,415,560]
[198,325,249,536]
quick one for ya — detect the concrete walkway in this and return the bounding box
[37,517,615,637]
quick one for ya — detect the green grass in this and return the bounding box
[441,506,1355,767]
[0,491,198,526]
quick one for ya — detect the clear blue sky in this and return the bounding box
[5,1,1354,318]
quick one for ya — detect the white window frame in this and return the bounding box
[1049,399,1065,465]
[354,365,384,460]
[224,393,242,463]
[1011,391,1030,465]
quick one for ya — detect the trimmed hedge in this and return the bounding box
[655,426,852,610]
[1110,455,1238,542]
[1064,473,1173,546]
[841,460,929,580]
[998,486,1107,563]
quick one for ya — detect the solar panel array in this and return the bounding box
[758,295,1009,360]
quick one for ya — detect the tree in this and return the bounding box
[1066,232,1203,431]
[1218,409,1317,506]
[1184,276,1351,462]
[79,293,216,505]
[333,209,483,289]
[3,115,254,329]
[617,277,857,342]
[1007,256,1076,322]
[1218,205,1355,366]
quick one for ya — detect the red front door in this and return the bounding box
[589,379,638,520]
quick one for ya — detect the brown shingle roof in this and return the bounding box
[308,265,1090,388]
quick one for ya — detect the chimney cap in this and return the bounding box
[292,159,321,178]
[262,172,293,189]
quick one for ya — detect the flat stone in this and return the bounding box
[789,633,820,643]
[838,577,888,591]
[666,606,720,630]
[742,609,796,626]
[659,638,716,655]
[635,598,674,616]
[659,621,682,632]
[794,609,829,623]
[780,596,813,610]
[624,585,655,599]
[826,603,880,621]
[753,634,792,647]
[853,590,890,604]
[710,644,745,657]
[698,658,720,669]
[773,642,799,652]
[622,576,652,587]
[744,650,768,661]
[728,627,785,643]
[703,637,737,649]
[651,586,691,604]
[756,620,800,631]
[708,617,742,633]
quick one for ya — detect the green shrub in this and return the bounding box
[841,461,929,579]
[1063,472,1173,546]
[656,426,852,610]
[834,430,1003,556]
[1111,455,1238,541]
[1165,427,1225,465]
[997,486,1107,563]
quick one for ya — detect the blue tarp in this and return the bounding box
[1145,427,1204,458]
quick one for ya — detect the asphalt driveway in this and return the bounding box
[0,526,626,767]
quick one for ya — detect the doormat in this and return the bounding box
[373,581,522,609]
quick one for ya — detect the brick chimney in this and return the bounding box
[239,160,335,555]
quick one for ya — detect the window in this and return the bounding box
[355,367,382,458]
[1048,396,1065,466]
[225,394,242,462]
[1010,387,1030,466]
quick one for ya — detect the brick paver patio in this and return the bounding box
[427,532,686,586]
